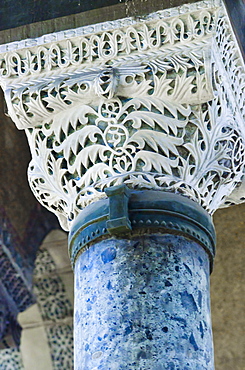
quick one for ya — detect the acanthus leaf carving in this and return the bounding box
[0,0,244,231]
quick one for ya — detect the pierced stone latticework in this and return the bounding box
[33,248,74,369]
[0,0,244,230]
[0,233,34,348]
[0,348,24,370]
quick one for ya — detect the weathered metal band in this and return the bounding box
[68,185,216,270]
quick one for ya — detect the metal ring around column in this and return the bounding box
[69,185,216,271]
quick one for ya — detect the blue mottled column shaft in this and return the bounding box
[74,234,214,370]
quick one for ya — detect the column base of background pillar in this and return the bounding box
[69,189,216,370]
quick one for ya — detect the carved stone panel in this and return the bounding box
[0,0,244,230]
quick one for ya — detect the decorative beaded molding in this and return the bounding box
[0,0,223,57]
[68,188,216,269]
[0,0,244,231]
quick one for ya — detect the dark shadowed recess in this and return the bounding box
[224,0,245,58]
[0,0,125,30]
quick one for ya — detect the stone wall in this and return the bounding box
[212,205,245,370]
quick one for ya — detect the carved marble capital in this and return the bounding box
[0,0,244,230]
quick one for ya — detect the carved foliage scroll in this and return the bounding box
[25,58,244,230]
[0,1,244,230]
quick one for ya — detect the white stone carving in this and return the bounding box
[212,7,245,208]
[0,0,244,230]
[0,0,222,56]
[0,1,220,73]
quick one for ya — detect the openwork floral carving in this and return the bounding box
[0,0,244,230]
[212,7,245,207]
[26,87,244,230]
[7,49,212,129]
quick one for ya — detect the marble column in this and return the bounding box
[69,189,215,369]
[0,1,244,369]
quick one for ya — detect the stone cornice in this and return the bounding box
[0,1,220,55]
